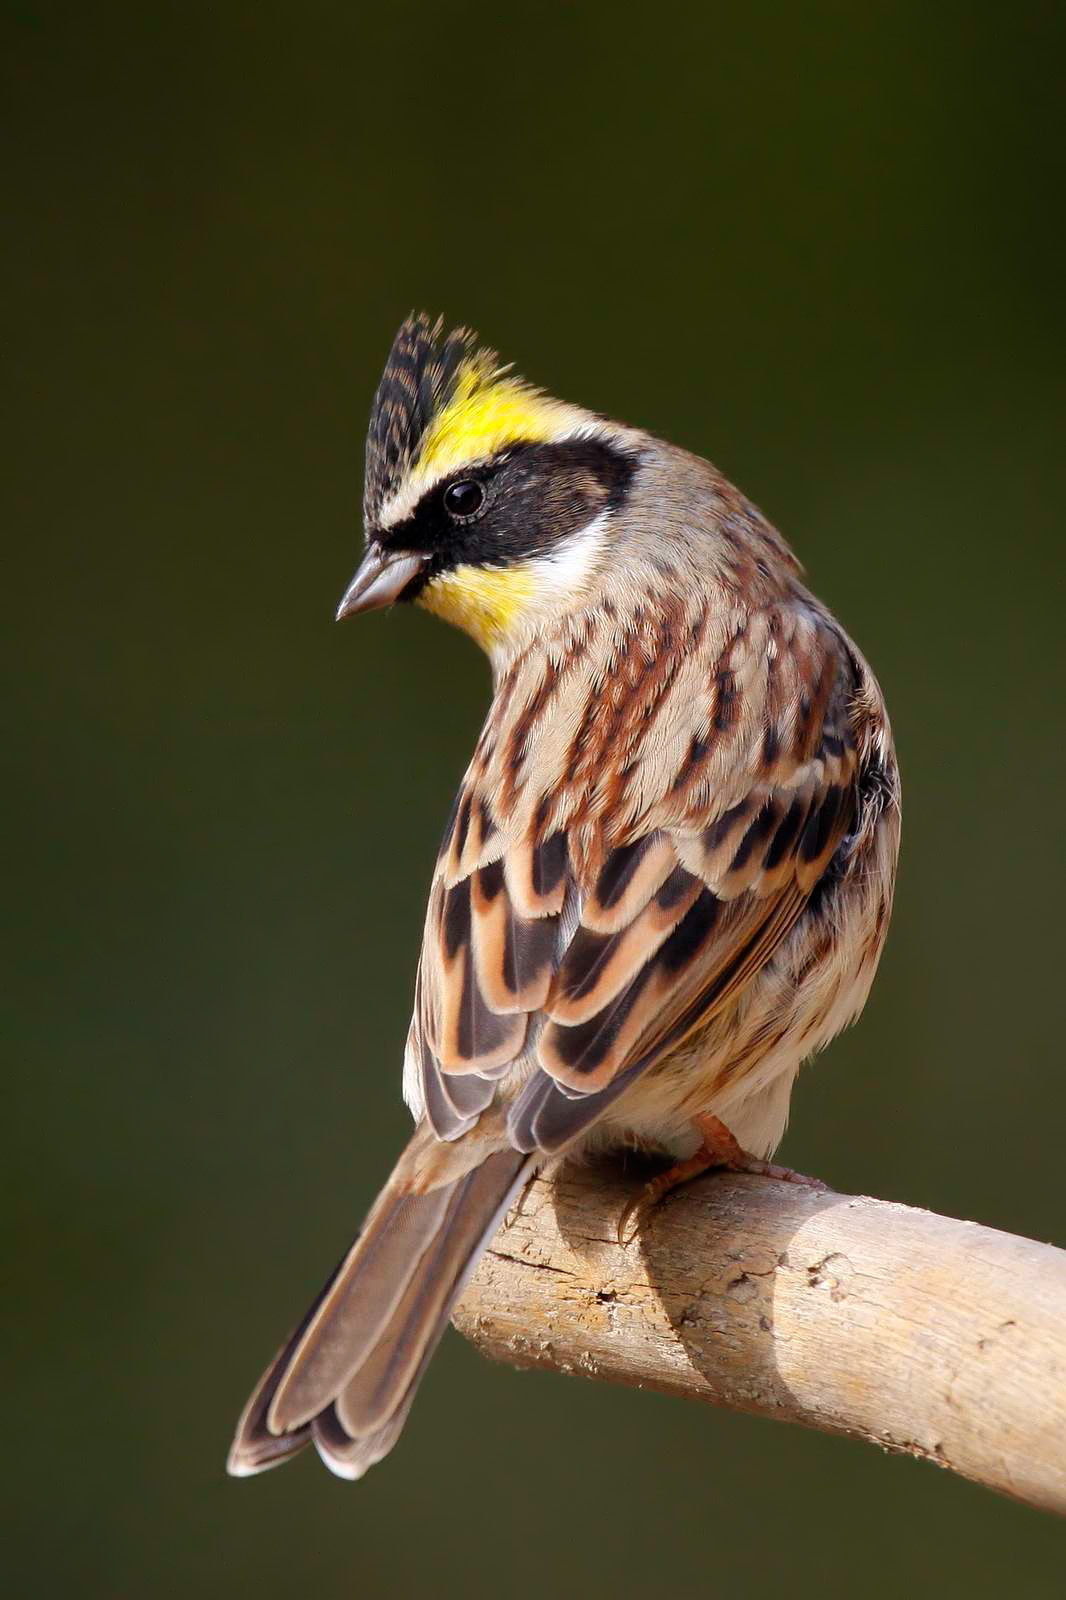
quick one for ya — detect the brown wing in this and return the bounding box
[408,795,574,1137]
[509,773,853,1153]
[409,601,861,1154]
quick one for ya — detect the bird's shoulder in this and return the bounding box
[468,580,872,862]
[403,577,891,1137]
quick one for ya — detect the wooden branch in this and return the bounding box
[454,1161,1066,1515]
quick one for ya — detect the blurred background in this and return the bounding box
[6,2,1065,1593]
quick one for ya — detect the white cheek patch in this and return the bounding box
[527,508,611,605]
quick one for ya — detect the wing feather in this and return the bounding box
[412,603,864,1152]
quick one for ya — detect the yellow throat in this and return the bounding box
[416,562,536,651]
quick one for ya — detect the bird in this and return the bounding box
[227,313,900,1481]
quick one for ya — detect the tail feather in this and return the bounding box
[225,1257,339,1476]
[311,1345,434,1480]
[268,1181,455,1434]
[228,1138,530,1480]
[334,1150,527,1439]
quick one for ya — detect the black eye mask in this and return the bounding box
[384,438,637,591]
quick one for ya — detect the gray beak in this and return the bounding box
[335,545,427,621]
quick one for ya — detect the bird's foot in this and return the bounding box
[691,1113,829,1192]
[617,1112,828,1245]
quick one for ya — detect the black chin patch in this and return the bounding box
[381,438,638,587]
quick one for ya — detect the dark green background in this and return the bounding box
[7,3,1065,1594]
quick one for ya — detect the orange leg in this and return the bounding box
[693,1113,829,1190]
[618,1112,828,1245]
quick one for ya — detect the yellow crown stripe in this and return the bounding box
[415,367,569,481]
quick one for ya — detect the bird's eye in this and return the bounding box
[443,479,485,519]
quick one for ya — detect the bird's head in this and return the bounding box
[336,315,640,660]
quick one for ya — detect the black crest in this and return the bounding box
[364,314,490,529]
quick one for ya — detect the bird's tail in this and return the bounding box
[227,1132,531,1480]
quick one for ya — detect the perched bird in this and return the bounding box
[228,314,900,1480]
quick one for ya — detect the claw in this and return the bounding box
[617,1195,640,1249]
[693,1113,830,1191]
[617,1151,721,1247]
[615,1113,830,1246]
